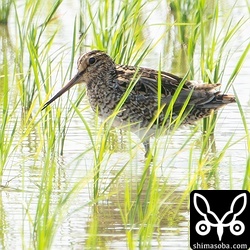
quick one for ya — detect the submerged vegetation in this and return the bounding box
[0,0,249,249]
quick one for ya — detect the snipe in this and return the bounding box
[42,50,235,156]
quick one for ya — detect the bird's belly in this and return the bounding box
[87,87,166,134]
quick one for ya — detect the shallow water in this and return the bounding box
[0,0,250,249]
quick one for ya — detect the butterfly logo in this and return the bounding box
[193,193,247,241]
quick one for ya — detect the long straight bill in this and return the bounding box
[42,73,81,110]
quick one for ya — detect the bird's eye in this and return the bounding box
[89,57,96,65]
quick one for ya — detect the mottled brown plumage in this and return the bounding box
[42,50,235,156]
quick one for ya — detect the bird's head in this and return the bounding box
[42,50,115,110]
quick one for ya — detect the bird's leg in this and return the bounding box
[143,139,150,158]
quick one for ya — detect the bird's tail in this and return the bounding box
[216,92,236,103]
[199,92,236,109]
[182,92,236,125]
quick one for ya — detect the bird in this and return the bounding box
[42,50,236,157]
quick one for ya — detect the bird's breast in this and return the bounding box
[86,81,122,117]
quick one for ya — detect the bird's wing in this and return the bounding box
[115,65,221,106]
[115,65,184,96]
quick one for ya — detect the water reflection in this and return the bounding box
[0,24,13,58]
[82,174,187,249]
[0,193,7,249]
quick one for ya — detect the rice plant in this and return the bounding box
[169,0,249,168]
[0,0,12,24]
[13,0,63,110]
[0,51,19,179]
[80,0,159,65]
[59,0,249,247]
